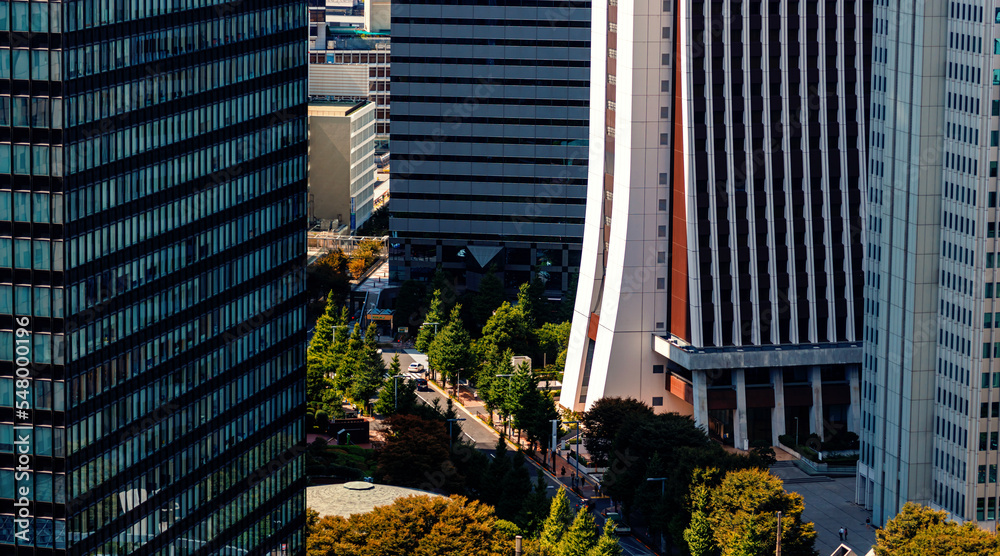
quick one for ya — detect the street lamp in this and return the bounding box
[646,477,667,552]
[421,322,440,334]
[496,373,514,435]
[793,417,799,446]
[446,418,466,451]
[563,420,582,488]
[391,375,405,411]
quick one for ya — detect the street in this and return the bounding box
[382,349,658,556]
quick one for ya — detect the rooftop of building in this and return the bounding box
[307,481,444,518]
[308,100,371,117]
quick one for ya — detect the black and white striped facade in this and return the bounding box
[562,0,869,451]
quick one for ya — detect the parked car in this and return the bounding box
[416,378,428,391]
[603,512,631,536]
[407,362,425,373]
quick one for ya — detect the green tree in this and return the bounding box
[516,473,553,537]
[395,280,428,334]
[416,289,446,353]
[374,354,419,416]
[581,397,655,467]
[683,470,715,556]
[332,324,363,395]
[348,323,387,413]
[540,487,574,552]
[587,523,623,556]
[556,508,598,556]
[480,301,534,360]
[470,265,505,331]
[427,305,475,389]
[687,468,817,556]
[875,502,1000,556]
[516,282,537,329]
[376,414,462,491]
[537,321,572,368]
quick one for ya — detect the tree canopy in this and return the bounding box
[874,502,1000,556]
[581,397,655,467]
[427,305,476,388]
[306,495,516,556]
[376,414,462,491]
[415,289,446,353]
[683,468,817,556]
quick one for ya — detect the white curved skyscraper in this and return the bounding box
[562,0,869,453]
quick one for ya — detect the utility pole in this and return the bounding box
[776,510,782,556]
[446,418,466,451]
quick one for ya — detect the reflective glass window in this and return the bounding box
[32,145,49,175]
[0,96,8,126]
[33,288,49,316]
[0,286,10,313]
[14,286,29,313]
[28,1,46,32]
[11,49,27,79]
[14,239,29,268]
[13,192,29,221]
[12,145,29,174]
[32,193,48,222]
[10,1,26,31]
[0,48,8,78]
[33,240,50,269]
[0,2,7,30]
[11,96,27,127]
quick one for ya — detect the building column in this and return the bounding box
[809,365,824,439]
[734,368,749,451]
[847,365,861,433]
[692,370,709,434]
[771,368,785,446]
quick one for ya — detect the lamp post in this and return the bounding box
[446,418,466,451]
[776,510,782,556]
[496,373,514,434]
[646,477,667,552]
[793,417,799,446]
[391,375,404,411]
[421,322,440,334]
[564,420,581,488]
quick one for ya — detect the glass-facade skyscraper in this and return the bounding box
[389,0,591,293]
[0,1,308,553]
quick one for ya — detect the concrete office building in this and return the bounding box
[308,100,378,231]
[309,0,390,144]
[0,1,308,553]
[389,0,591,292]
[858,1,1000,529]
[561,0,870,453]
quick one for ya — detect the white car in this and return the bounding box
[407,362,425,374]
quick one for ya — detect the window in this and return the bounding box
[658,199,667,210]
[993,131,999,146]
[657,225,667,238]
[984,373,991,388]
[991,431,997,449]
[994,100,1000,115]
[983,402,989,418]
[656,277,665,289]
[11,49,27,80]
[982,433,989,451]
[652,397,663,406]
[978,497,986,521]
[993,69,1000,85]
[652,364,664,374]
[982,465,989,484]
[988,283,995,298]
[657,252,665,263]
[12,145,28,174]
[13,239,29,268]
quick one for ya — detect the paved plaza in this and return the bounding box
[770,462,875,556]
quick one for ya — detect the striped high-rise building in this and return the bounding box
[858,0,1000,529]
[389,0,591,292]
[0,1,308,553]
[561,0,870,453]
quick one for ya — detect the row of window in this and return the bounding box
[64,7,304,80]
[0,48,62,81]
[66,49,301,132]
[0,285,65,318]
[68,351,302,509]
[0,378,64,411]
[72,420,301,553]
[67,241,303,364]
[67,84,304,176]
[0,145,65,177]
[0,191,63,224]
[0,96,63,130]
[0,239,62,272]
[0,1,61,34]
[68,263,302,407]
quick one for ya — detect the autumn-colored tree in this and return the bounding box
[376,414,462,491]
[874,502,1000,556]
[306,495,515,556]
[308,249,350,300]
